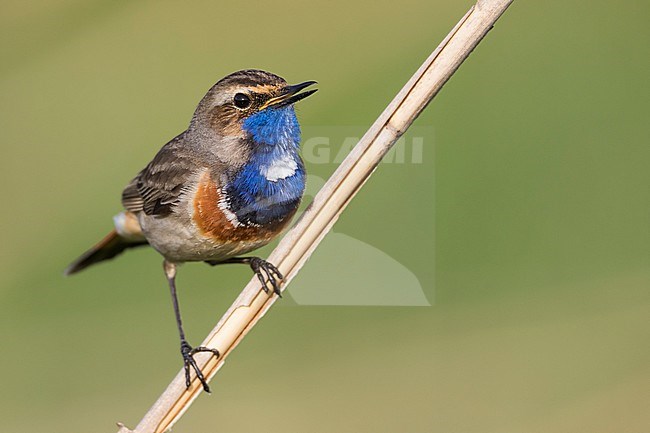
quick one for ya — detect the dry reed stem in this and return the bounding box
[117,1,514,431]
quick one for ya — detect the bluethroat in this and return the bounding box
[65,69,317,392]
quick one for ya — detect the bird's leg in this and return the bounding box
[205,257,284,296]
[163,260,220,393]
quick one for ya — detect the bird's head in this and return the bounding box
[189,70,317,166]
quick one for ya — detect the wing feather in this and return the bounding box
[121,134,198,216]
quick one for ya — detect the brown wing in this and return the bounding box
[122,134,198,217]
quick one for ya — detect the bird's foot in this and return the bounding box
[205,256,283,296]
[249,257,283,296]
[180,340,220,392]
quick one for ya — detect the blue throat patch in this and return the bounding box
[227,106,306,226]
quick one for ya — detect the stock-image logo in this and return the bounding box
[287,126,433,306]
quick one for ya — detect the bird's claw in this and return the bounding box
[249,257,283,296]
[180,340,220,392]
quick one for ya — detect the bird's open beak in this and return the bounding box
[263,81,318,109]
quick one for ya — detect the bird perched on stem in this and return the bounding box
[65,69,317,392]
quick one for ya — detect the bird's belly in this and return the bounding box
[138,212,275,262]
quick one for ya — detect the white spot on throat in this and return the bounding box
[260,155,298,182]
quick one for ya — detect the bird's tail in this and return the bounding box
[64,212,148,276]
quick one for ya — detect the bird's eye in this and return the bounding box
[233,93,251,109]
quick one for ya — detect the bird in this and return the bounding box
[65,69,317,392]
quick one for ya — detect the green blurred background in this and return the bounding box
[1,0,648,432]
